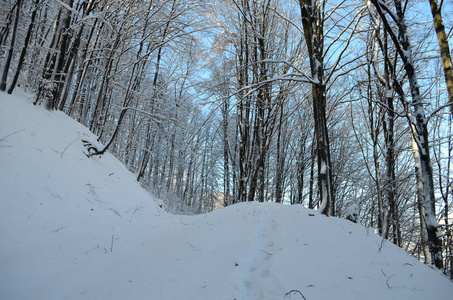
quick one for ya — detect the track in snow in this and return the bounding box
[228,206,285,299]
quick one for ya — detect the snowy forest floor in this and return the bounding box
[1,90,453,299]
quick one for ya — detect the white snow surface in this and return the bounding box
[1,90,452,299]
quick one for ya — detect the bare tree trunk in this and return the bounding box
[68,19,99,119]
[0,0,19,47]
[89,32,119,133]
[222,92,230,206]
[383,91,401,246]
[275,104,285,204]
[308,136,316,209]
[298,0,335,215]
[370,0,443,269]
[8,0,39,94]
[136,46,163,182]
[236,24,250,203]
[295,132,308,205]
[367,84,385,235]
[428,0,453,115]
[411,132,433,264]
[381,28,400,246]
[48,0,73,110]
[0,0,22,91]
[368,2,403,243]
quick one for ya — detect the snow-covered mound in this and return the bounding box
[1,91,452,300]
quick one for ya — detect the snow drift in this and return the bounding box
[1,91,452,299]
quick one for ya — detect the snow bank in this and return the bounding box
[1,91,452,299]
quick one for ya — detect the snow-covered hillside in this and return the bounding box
[1,91,452,300]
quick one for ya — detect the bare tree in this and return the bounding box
[7,0,42,94]
[369,0,443,269]
[297,0,366,215]
[0,0,21,92]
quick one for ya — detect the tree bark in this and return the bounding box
[222,90,231,206]
[428,0,453,115]
[298,0,335,215]
[8,0,39,94]
[48,1,73,110]
[0,0,22,92]
[370,0,443,269]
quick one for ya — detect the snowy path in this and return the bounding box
[227,206,285,299]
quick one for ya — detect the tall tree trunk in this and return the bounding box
[298,0,335,215]
[236,29,250,203]
[308,135,316,209]
[275,104,285,204]
[381,27,400,246]
[136,0,173,182]
[68,19,99,119]
[8,0,39,94]
[34,1,74,110]
[295,131,308,205]
[136,45,163,182]
[368,1,402,243]
[383,91,401,246]
[58,0,97,110]
[428,0,453,115]
[0,0,22,92]
[89,32,119,133]
[411,132,433,264]
[370,0,443,269]
[48,0,73,110]
[222,92,230,206]
[0,0,19,47]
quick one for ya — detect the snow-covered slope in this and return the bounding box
[1,91,452,300]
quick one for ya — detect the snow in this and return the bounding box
[385,88,393,99]
[346,203,359,224]
[320,161,327,175]
[1,90,453,299]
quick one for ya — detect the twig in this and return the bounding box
[52,226,66,233]
[110,235,117,253]
[284,290,307,299]
[0,130,24,148]
[376,237,386,251]
[381,269,395,289]
[60,138,79,158]
[0,130,24,143]
[108,208,122,217]
[27,209,37,219]
[260,249,273,255]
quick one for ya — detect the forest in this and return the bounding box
[0,0,452,278]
